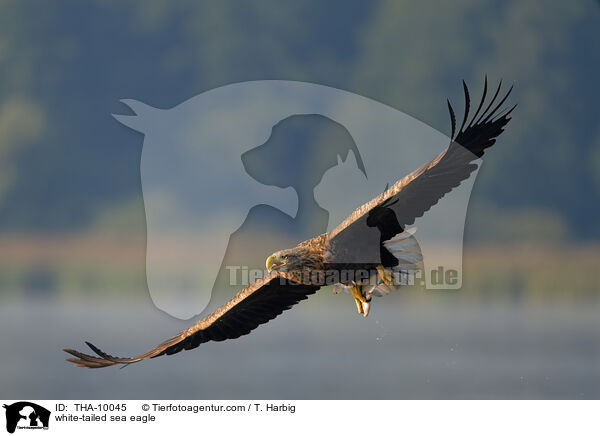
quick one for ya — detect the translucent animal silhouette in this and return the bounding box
[113,81,479,318]
[314,151,368,232]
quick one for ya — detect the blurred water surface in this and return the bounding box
[1,295,598,399]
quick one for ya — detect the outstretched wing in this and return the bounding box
[64,272,320,368]
[328,78,515,264]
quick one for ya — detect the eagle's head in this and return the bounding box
[266,235,325,275]
[266,240,321,274]
[265,248,304,273]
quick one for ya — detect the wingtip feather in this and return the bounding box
[459,80,470,134]
[447,99,456,139]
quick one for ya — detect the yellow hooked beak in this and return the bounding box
[266,255,285,272]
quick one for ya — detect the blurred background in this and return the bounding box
[0,0,599,399]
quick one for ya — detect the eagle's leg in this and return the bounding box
[349,284,370,316]
[377,265,395,286]
[349,285,364,314]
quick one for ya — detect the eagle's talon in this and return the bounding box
[348,284,368,315]
[377,265,394,286]
[355,297,364,314]
[361,300,371,317]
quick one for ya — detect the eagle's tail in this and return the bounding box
[383,227,423,267]
[365,228,422,298]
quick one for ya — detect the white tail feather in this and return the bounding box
[365,281,400,298]
[383,227,422,267]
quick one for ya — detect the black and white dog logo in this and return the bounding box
[3,402,50,434]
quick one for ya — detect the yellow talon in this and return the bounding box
[349,284,366,314]
[377,265,395,286]
[354,297,364,314]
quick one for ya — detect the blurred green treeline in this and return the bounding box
[0,1,599,300]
